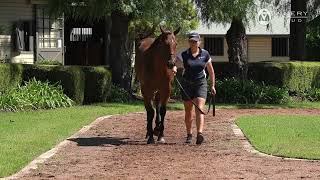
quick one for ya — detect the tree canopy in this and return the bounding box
[48,0,198,35]
[260,0,320,20]
[194,0,257,26]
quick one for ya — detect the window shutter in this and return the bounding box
[15,22,25,51]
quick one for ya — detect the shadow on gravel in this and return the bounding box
[68,137,129,146]
[68,137,181,146]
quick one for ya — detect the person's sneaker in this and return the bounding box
[196,133,204,145]
[185,134,192,144]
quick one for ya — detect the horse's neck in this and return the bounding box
[140,37,167,71]
[139,38,155,52]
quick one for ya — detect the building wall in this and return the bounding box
[0,0,33,26]
[247,36,289,62]
[177,35,290,63]
[0,0,34,64]
[0,35,11,61]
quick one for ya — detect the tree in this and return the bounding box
[261,0,320,60]
[47,0,198,91]
[306,15,320,60]
[195,0,256,79]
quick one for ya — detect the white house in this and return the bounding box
[0,1,293,65]
[0,0,108,66]
[0,0,63,64]
[177,8,291,63]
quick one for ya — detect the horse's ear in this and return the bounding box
[160,26,165,34]
[174,27,181,35]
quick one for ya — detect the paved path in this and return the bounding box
[17,109,320,179]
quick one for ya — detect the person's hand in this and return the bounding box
[211,86,216,95]
[171,66,177,76]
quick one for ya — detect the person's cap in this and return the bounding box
[188,32,200,42]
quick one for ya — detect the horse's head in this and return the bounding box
[157,26,181,69]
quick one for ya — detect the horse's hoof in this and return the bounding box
[157,137,165,144]
[147,137,155,144]
[153,128,160,137]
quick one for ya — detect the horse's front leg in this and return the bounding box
[153,92,161,137]
[158,88,170,143]
[144,97,155,144]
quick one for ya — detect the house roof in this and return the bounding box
[195,14,290,36]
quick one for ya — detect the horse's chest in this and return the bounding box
[142,71,170,88]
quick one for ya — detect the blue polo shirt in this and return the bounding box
[180,48,211,81]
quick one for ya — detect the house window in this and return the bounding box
[37,7,63,48]
[272,37,289,56]
[14,21,32,51]
[70,28,92,42]
[204,37,224,56]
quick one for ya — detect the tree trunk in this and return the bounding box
[290,0,307,60]
[226,17,248,80]
[109,11,133,91]
[104,16,112,66]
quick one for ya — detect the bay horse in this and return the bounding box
[135,26,180,144]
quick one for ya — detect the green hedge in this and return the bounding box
[248,62,320,92]
[213,62,320,93]
[82,67,112,104]
[0,64,23,93]
[0,64,112,104]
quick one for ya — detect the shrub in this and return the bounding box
[212,62,320,93]
[36,59,62,65]
[260,85,290,104]
[0,78,73,112]
[293,88,320,102]
[22,65,85,104]
[215,78,289,104]
[106,84,132,103]
[0,63,23,93]
[83,66,112,104]
[0,64,113,104]
[248,62,320,92]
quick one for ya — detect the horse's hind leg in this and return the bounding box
[144,97,155,144]
[153,92,161,137]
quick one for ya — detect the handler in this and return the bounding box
[172,32,216,144]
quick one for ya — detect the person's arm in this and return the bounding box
[172,51,184,75]
[175,55,184,69]
[206,58,216,95]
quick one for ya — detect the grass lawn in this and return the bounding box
[236,115,320,160]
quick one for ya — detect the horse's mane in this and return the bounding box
[149,30,172,49]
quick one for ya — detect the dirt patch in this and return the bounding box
[21,109,320,179]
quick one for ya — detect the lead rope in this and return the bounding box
[175,77,215,116]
